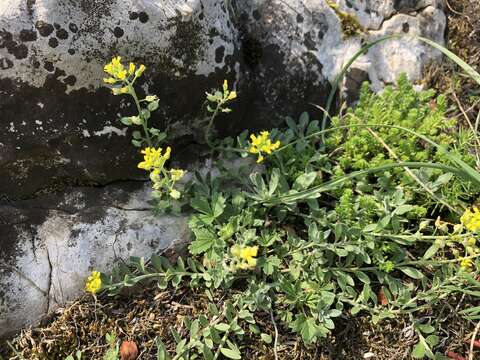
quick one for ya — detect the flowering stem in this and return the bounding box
[205,103,221,150]
[104,271,192,290]
[129,84,153,147]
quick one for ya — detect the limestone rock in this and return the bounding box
[0,182,190,338]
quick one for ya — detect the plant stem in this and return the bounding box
[205,104,220,150]
[129,84,153,147]
[270,310,279,360]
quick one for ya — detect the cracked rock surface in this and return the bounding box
[0,182,190,338]
[0,0,446,338]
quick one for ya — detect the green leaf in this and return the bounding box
[412,342,426,359]
[220,347,241,359]
[426,335,439,347]
[202,344,214,360]
[249,324,260,334]
[261,333,272,344]
[120,116,132,125]
[400,267,424,279]
[293,172,317,190]
[394,204,414,215]
[214,323,230,332]
[148,100,159,111]
[156,337,171,360]
[354,271,371,284]
[295,317,321,343]
[423,244,439,260]
[190,193,226,224]
[131,139,142,147]
[268,169,280,195]
[189,228,216,255]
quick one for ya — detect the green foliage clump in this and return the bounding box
[19,53,478,360]
[328,74,456,171]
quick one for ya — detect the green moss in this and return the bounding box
[328,2,363,38]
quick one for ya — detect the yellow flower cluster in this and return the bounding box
[85,271,102,294]
[222,80,237,101]
[248,131,281,163]
[103,56,146,94]
[138,147,171,171]
[459,257,474,270]
[138,147,185,199]
[170,168,185,182]
[460,206,480,232]
[231,245,259,270]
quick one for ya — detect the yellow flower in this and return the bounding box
[170,169,185,182]
[231,245,259,269]
[248,131,281,163]
[239,246,258,260]
[104,56,128,81]
[461,207,480,232]
[111,86,129,96]
[145,95,158,102]
[116,70,127,80]
[227,91,237,100]
[459,257,474,269]
[103,77,117,84]
[169,189,181,199]
[137,147,171,171]
[135,64,146,77]
[85,271,102,294]
[468,237,477,247]
[128,62,136,75]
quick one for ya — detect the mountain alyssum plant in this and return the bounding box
[78,37,480,360]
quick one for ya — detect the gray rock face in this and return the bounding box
[0,182,190,339]
[0,0,446,338]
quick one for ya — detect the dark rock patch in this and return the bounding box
[43,61,54,72]
[63,75,77,86]
[10,43,28,60]
[48,37,59,48]
[113,26,124,38]
[394,0,420,12]
[19,29,37,42]
[26,0,36,16]
[242,35,263,69]
[0,58,13,70]
[129,11,138,20]
[138,11,149,23]
[69,23,78,33]
[215,45,225,63]
[56,28,69,40]
[0,30,13,48]
[345,68,370,104]
[35,21,54,37]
